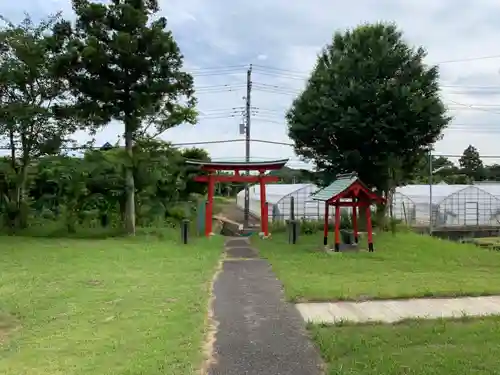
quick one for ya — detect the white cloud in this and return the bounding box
[4,0,500,168]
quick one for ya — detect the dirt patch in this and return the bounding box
[0,312,20,343]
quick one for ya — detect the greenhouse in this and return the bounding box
[392,184,500,226]
[237,182,500,227]
[236,183,323,221]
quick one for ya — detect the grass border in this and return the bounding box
[292,290,500,303]
[306,314,497,330]
[199,246,226,374]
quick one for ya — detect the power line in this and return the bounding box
[187,52,500,76]
[434,55,500,64]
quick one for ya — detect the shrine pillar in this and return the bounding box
[205,172,215,236]
[259,173,269,236]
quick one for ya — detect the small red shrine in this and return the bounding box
[311,172,385,252]
[186,159,289,237]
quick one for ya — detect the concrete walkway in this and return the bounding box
[296,295,500,324]
[206,237,323,375]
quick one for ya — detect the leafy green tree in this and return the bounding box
[0,13,78,228]
[268,166,313,184]
[484,164,500,181]
[459,145,484,181]
[286,23,451,195]
[53,0,197,234]
[409,155,454,183]
[180,147,210,198]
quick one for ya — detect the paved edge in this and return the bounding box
[296,295,500,324]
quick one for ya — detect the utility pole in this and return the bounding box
[429,151,433,236]
[243,64,252,228]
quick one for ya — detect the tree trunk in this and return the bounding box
[124,121,136,235]
[17,163,29,229]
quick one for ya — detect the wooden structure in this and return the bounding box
[311,173,385,252]
[186,159,288,237]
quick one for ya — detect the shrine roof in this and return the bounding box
[311,172,383,202]
[185,158,289,171]
[312,173,359,201]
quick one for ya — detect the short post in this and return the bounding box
[352,201,358,243]
[323,202,329,246]
[334,204,340,252]
[288,222,299,243]
[263,201,269,236]
[366,206,374,252]
[181,218,189,244]
[288,196,298,244]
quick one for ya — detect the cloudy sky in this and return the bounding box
[3,0,500,168]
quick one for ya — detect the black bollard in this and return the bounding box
[288,219,298,244]
[181,219,189,244]
[288,196,298,244]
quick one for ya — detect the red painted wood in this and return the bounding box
[191,166,282,237]
[199,162,287,171]
[326,181,385,204]
[206,173,215,236]
[194,175,279,183]
[259,175,269,236]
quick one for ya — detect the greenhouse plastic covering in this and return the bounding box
[393,184,500,226]
[236,184,320,220]
[236,182,500,226]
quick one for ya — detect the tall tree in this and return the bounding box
[287,23,451,195]
[459,144,484,180]
[54,0,197,235]
[409,155,454,183]
[0,13,77,228]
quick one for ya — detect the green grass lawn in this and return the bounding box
[257,231,500,302]
[0,233,223,375]
[311,317,500,374]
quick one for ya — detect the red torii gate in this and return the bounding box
[186,159,289,237]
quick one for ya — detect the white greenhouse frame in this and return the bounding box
[236,182,500,227]
[236,183,323,221]
[392,184,500,226]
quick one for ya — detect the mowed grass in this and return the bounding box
[311,317,500,375]
[0,233,223,375]
[258,231,500,301]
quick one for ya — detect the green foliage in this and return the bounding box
[287,22,451,193]
[0,13,81,228]
[406,145,500,184]
[269,210,400,236]
[268,166,314,184]
[0,140,205,236]
[181,147,210,198]
[53,0,197,235]
[54,0,196,130]
[459,144,485,181]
